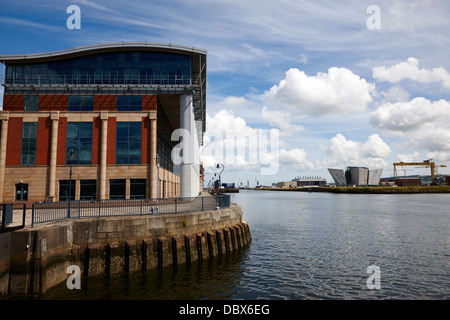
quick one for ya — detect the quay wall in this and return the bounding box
[0,203,251,297]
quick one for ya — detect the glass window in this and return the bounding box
[15,183,28,201]
[117,95,142,111]
[59,180,75,201]
[80,180,96,200]
[116,122,141,164]
[130,179,146,199]
[24,95,39,111]
[110,179,126,199]
[21,122,37,165]
[68,95,94,111]
[66,122,93,165]
[6,52,192,86]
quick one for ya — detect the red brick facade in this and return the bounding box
[3,94,157,112]
[5,117,23,165]
[36,117,51,165]
[107,117,116,164]
[56,118,67,165]
[39,95,68,112]
[3,94,24,111]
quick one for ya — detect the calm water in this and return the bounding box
[42,190,450,300]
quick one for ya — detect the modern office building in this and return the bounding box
[0,42,206,203]
[327,168,347,186]
[328,167,383,186]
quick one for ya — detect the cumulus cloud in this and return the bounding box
[371,97,450,162]
[261,106,304,135]
[279,148,313,169]
[380,86,410,102]
[263,67,375,116]
[370,97,450,132]
[319,133,391,168]
[373,57,450,88]
[201,109,313,175]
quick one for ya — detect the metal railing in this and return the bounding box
[31,194,230,227]
[5,74,199,86]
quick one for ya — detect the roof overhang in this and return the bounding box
[0,42,206,64]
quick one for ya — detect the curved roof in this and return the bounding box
[0,42,207,64]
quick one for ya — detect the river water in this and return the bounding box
[42,190,450,300]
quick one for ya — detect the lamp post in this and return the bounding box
[155,153,159,213]
[216,163,224,188]
[68,149,74,218]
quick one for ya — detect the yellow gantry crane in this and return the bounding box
[393,160,447,180]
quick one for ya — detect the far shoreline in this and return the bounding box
[244,185,450,194]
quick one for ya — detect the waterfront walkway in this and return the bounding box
[3,192,222,230]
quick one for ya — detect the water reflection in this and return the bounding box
[42,250,249,300]
[41,190,450,300]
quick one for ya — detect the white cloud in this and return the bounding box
[380,86,410,102]
[214,96,250,109]
[373,57,450,88]
[261,106,304,135]
[319,133,391,169]
[279,148,313,169]
[397,151,421,163]
[370,97,450,132]
[201,109,281,175]
[263,67,375,116]
[371,97,450,162]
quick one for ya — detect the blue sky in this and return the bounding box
[1,0,450,186]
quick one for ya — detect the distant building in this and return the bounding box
[276,176,327,188]
[327,169,347,186]
[395,177,422,186]
[276,181,297,188]
[328,167,383,186]
[292,176,327,187]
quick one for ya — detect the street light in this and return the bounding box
[216,163,224,188]
[155,153,159,213]
[68,149,74,219]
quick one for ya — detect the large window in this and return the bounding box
[116,122,141,164]
[59,180,75,201]
[117,95,142,111]
[130,179,146,199]
[66,122,93,165]
[24,95,39,111]
[110,179,126,199]
[6,51,191,85]
[68,95,94,111]
[21,122,37,165]
[80,180,96,200]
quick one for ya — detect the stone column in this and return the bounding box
[149,112,157,199]
[48,112,59,202]
[99,112,108,200]
[0,112,9,203]
[179,94,200,198]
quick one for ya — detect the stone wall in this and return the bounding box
[0,203,250,297]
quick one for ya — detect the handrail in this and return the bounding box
[31,194,230,227]
[4,74,198,86]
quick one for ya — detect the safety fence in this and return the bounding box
[0,203,26,233]
[31,194,230,227]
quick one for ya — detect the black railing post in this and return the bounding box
[1,204,6,230]
[22,204,26,228]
